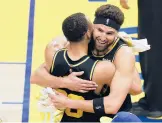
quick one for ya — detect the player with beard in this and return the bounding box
[31,4,142,117]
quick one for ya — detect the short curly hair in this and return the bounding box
[62,13,88,42]
[95,4,124,25]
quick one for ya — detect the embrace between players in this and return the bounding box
[30,4,142,122]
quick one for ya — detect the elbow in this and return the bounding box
[136,85,143,94]
[134,88,143,95]
[130,89,142,95]
[130,86,143,95]
[105,102,121,115]
[105,106,120,115]
[130,81,143,95]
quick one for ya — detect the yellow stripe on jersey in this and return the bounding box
[90,60,99,80]
[63,50,90,67]
[50,49,66,73]
[92,38,120,58]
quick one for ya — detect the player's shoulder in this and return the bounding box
[47,36,67,47]
[114,45,135,69]
[45,36,67,53]
[116,45,134,58]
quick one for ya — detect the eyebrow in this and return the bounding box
[97,27,115,33]
[107,31,115,33]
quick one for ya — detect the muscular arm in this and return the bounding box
[70,47,134,114]
[30,63,65,88]
[129,68,142,95]
[113,46,142,95]
[51,61,116,114]
[30,37,97,92]
[51,47,142,114]
[30,38,68,88]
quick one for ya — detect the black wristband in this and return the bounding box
[93,97,105,115]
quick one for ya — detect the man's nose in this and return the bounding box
[100,33,107,40]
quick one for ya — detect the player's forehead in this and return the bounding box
[94,24,116,32]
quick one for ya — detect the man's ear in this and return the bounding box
[86,29,91,39]
[86,28,93,40]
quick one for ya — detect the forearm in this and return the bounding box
[129,81,142,95]
[66,96,117,115]
[129,69,142,95]
[30,64,66,88]
[67,99,94,113]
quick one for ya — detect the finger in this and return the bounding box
[76,78,98,85]
[79,80,98,86]
[53,102,65,109]
[57,92,66,96]
[53,102,59,107]
[81,83,98,88]
[79,90,88,93]
[71,71,84,76]
[52,99,57,103]
[90,81,98,86]
[84,87,97,91]
[88,81,98,87]
[121,3,130,9]
[120,0,128,7]
[54,90,60,95]
[81,87,97,91]
[120,0,130,9]
[82,85,97,89]
[48,94,55,99]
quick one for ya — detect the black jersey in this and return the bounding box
[88,38,132,113]
[50,49,103,122]
[89,38,127,62]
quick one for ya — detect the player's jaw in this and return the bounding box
[94,37,109,52]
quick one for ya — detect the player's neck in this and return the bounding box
[92,38,117,56]
[93,48,109,56]
[68,40,88,61]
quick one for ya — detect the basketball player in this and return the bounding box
[47,12,116,122]
[48,5,143,121]
[31,4,142,114]
[31,4,141,95]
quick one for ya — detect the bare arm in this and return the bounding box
[45,37,68,71]
[129,68,142,95]
[69,47,134,114]
[50,47,142,114]
[30,37,97,92]
[30,63,65,88]
[30,38,68,88]
[113,47,142,95]
[30,62,97,91]
[50,61,116,114]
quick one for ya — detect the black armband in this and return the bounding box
[93,97,105,115]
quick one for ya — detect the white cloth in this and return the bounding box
[36,87,64,122]
[118,32,151,52]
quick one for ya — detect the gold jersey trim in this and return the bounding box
[50,49,66,73]
[63,50,90,67]
[92,38,120,58]
[90,60,99,80]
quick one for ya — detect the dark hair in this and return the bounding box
[62,12,88,42]
[95,4,124,25]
